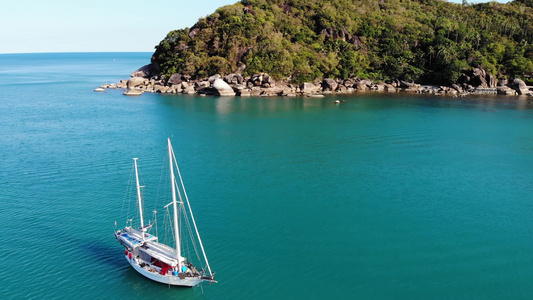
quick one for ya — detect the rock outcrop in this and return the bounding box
[98,67,532,99]
[131,64,154,78]
[127,77,147,89]
[213,79,236,96]
[512,78,529,95]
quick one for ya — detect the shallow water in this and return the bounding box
[1,53,533,299]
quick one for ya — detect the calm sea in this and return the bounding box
[1,53,533,299]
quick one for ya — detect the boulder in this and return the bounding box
[336,84,347,93]
[384,84,396,93]
[168,73,184,85]
[497,86,517,96]
[94,87,106,92]
[512,78,529,95]
[225,73,244,85]
[398,80,419,88]
[486,73,498,88]
[208,74,221,84]
[213,79,236,96]
[123,89,143,96]
[154,85,171,93]
[451,84,462,93]
[344,79,356,88]
[183,86,196,94]
[131,64,153,78]
[300,82,317,93]
[232,84,247,92]
[498,78,508,86]
[322,78,338,92]
[356,79,372,91]
[370,83,384,92]
[250,87,262,96]
[127,77,147,88]
[262,74,276,88]
[195,81,211,89]
[261,87,283,97]
[458,74,471,85]
[238,90,251,97]
[251,73,263,86]
[471,68,488,88]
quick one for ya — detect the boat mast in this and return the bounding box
[168,138,182,270]
[172,146,214,278]
[133,158,145,241]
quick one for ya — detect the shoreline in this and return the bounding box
[95,70,533,99]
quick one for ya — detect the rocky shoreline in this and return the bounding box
[95,66,533,98]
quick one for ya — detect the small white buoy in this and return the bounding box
[334,100,340,104]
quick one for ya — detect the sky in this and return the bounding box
[0,0,508,54]
[0,0,237,53]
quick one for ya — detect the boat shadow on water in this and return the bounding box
[81,242,127,270]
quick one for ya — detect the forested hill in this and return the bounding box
[151,0,533,85]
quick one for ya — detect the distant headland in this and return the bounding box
[97,0,533,97]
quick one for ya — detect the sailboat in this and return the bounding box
[114,138,216,287]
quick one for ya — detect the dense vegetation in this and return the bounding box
[151,0,533,85]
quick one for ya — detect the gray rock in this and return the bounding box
[372,83,385,92]
[183,86,196,94]
[471,68,488,88]
[94,88,106,92]
[398,80,419,88]
[154,85,171,93]
[238,90,251,97]
[322,78,338,91]
[512,78,529,95]
[250,87,262,96]
[251,73,263,86]
[168,73,184,85]
[497,86,517,95]
[263,73,276,87]
[213,79,236,96]
[384,84,396,92]
[300,82,317,93]
[336,84,347,93]
[356,79,372,91]
[486,73,497,88]
[127,77,147,88]
[232,84,247,92]
[225,73,244,85]
[131,64,153,78]
[208,74,221,84]
[195,81,211,89]
[123,89,143,96]
[498,78,508,86]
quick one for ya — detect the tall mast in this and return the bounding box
[168,138,182,269]
[173,155,214,277]
[133,158,145,241]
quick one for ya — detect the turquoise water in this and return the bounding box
[1,53,533,299]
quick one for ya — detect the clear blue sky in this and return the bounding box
[0,0,507,54]
[0,0,237,53]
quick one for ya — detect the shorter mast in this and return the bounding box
[133,158,145,241]
[168,138,182,270]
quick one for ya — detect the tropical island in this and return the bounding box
[98,0,533,97]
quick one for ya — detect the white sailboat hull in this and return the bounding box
[125,255,204,287]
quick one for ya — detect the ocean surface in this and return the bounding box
[1,53,533,299]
